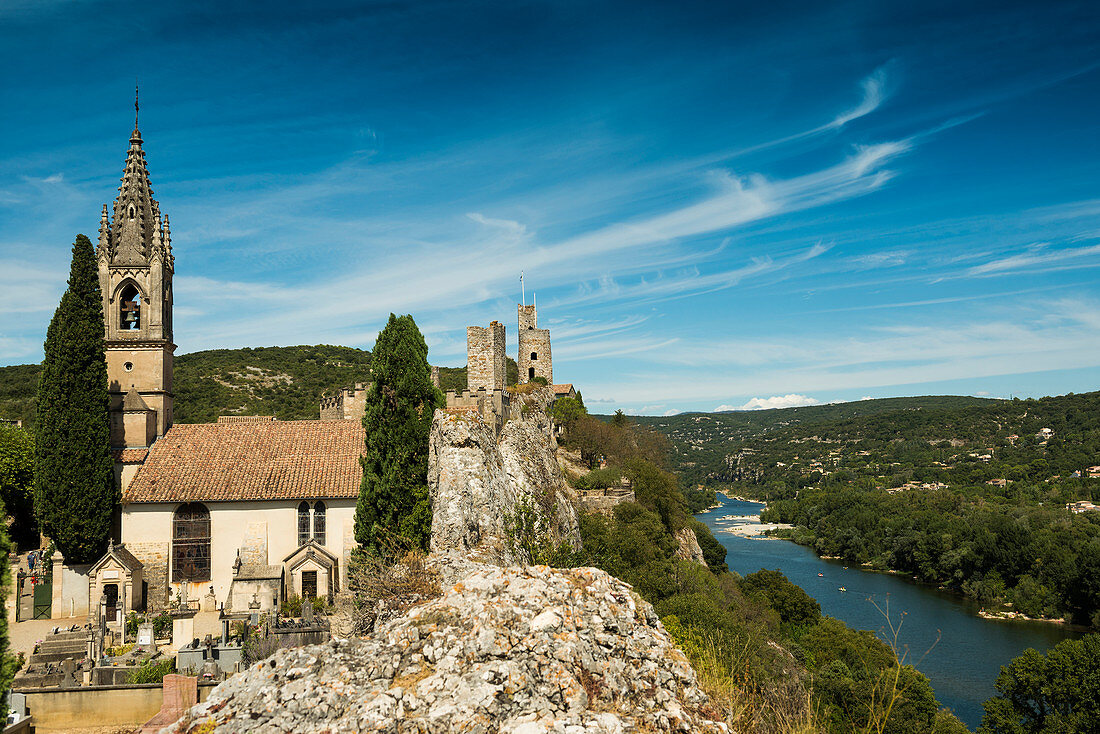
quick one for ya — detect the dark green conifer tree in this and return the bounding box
[34,234,115,563]
[354,314,443,553]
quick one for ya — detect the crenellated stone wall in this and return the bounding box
[319,383,368,421]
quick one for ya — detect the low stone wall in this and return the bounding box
[15,682,215,732]
[577,487,635,515]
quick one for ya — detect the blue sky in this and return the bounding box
[1,0,1098,415]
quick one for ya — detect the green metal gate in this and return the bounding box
[32,580,51,620]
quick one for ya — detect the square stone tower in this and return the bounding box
[97,119,174,453]
[467,321,506,391]
[517,304,552,384]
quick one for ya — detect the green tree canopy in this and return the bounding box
[0,425,36,548]
[34,234,115,564]
[354,314,442,553]
[0,513,16,695]
[979,632,1100,733]
[740,568,822,627]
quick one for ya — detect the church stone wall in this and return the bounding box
[467,321,506,391]
[127,541,170,612]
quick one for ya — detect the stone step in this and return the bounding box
[39,630,87,643]
[28,649,87,665]
[35,638,86,652]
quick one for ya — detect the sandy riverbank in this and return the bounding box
[978,609,1068,625]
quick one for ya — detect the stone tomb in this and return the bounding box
[87,541,144,630]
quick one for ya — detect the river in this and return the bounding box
[697,497,1085,729]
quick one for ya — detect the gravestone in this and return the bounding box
[137,621,155,652]
[59,658,78,688]
[302,596,314,624]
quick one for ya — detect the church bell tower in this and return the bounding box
[98,92,174,454]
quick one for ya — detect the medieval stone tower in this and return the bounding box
[97,110,174,461]
[518,303,552,384]
[467,321,507,391]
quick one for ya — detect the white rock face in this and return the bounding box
[428,386,580,565]
[165,565,727,733]
[674,527,708,568]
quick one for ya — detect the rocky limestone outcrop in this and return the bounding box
[165,565,727,733]
[429,386,580,565]
[674,527,708,568]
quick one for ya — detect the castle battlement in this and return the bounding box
[319,383,369,421]
[444,387,510,436]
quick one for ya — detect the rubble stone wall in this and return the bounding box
[466,321,506,391]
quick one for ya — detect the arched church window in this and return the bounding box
[530,352,538,360]
[119,284,141,330]
[172,503,210,583]
[298,502,311,546]
[128,204,135,220]
[313,501,326,546]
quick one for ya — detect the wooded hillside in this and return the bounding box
[0,345,520,428]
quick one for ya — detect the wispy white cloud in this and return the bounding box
[582,297,1100,405]
[827,65,891,129]
[968,241,1100,276]
[165,134,910,351]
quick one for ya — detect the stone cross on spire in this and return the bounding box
[134,82,139,132]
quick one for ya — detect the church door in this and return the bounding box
[301,571,317,600]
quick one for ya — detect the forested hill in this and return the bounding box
[0,345,515,428]
[629,395,999,487]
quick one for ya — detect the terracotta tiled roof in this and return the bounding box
[113,448,149,463]
[123,420,366,503]
[552,384,575,395]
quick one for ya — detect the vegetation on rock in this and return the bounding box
[354,314,443,552]
[33,235,115,564]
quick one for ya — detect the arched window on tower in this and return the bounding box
[172,503,210,583]
[297,502,311,546]
[530,352,538,360]
[313,501,326,546]
[528,367,535,380]
[119,284,141,330]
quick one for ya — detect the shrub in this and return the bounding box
[152,611,172,639]
[346,548,442,635]
[281,595,304,617]
[127,657,174,684]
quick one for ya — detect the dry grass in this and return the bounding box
[346,546,443,635]
[664,616,817,734]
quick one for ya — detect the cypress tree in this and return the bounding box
[34,234,115,564]
[354,314,442,553]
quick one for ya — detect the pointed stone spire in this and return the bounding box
[108,101,159,266]
[162,214,173,266]
[98,204,111,259]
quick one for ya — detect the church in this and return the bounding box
[94,115,362,619]
[86,110,566,625]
